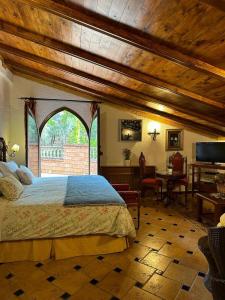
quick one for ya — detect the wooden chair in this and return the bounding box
[111,183,140,229]
[139,152,162,200]
[168,152,188,206]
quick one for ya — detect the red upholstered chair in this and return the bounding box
[139,152,162,200]
[168,152,188,206]
[111,183,140,229]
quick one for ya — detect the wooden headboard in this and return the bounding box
[0,137,7,162]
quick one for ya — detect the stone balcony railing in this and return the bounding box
[41,146,64,159]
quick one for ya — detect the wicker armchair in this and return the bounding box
[198,227,225,300]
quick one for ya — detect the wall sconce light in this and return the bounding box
[148,121,160,141]
[9,144,20,158]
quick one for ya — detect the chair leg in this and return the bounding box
[185,185,188,207]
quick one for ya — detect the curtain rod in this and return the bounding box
[19,97,102,103]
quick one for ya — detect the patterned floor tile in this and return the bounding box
[163,262,197,286]
[99,270,136,298]
[143,274,181,300]
[122,286,161,300]
[141,251,172,271]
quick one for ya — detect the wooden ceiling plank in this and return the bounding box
[5,59,225,137]
[17,0,225,80]
[1,42,224,126]
[0,19,223,110]
[198,0,225,13]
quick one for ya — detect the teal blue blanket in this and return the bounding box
[64,175,125,206]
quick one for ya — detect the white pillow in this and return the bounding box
[16,168,33,185]
[20,165,34,178]
[0,175,24,200]
[0,161,19,179]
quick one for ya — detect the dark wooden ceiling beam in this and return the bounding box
[0,20,222,110]
[5,59,225,137]
[17,0,225,81]
[1,43,224,126]
[199,0,225,13]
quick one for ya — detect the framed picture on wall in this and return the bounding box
[120,119,142,141]
[166,129,183,151]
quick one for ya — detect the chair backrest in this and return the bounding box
[169,152,187,175]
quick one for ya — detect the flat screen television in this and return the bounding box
[196,142,225,163]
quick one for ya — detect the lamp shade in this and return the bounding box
[11,144,20,152]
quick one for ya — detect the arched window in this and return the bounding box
[39,108,89,177]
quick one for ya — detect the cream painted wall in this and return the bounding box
[8,74,218,167]
[100,104,216,170]
[0,62,13,144]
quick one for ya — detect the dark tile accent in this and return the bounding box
[179,235,184,238]
[198,272,206,278]
[158,218,162,220]
[156,269,163,275]
[135,281,144,288]
[110,297,120,300]
[74,265,82,270]
[61,292,71,299]
[166,241,172,245]
[168,214,173,216]
[190,229,196,232]
[14,289,24,297]
[187,251,193,255]
[134,257,139,262]
[47,276,56,282]
[146,222,151,225]
[161,228,167,231]
[173,223,178,226]
[133,217,137,220]
[90,279,99,285]
[182,284,190,291]
[173,259,180,264]
[134,240,140,244]
[148,234,154,237]
[114,267,122,273]
[97,256,104,260]
[144,213,148,215]
[151,248,158,252]
[35,262,43,268]
[5,273,13,279]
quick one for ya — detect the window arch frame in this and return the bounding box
[39,106,89,137]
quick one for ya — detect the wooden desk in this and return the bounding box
[100,165,155,189]
[191,163,224,196]
[196,193,225,225]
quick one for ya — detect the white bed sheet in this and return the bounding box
[0,177,136,241]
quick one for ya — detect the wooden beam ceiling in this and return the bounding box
[1,42,224,127]
[17,0,225,81]
[199,0,225,12]
[0,19,222,110]
[5,59,225,137]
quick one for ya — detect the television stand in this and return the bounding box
[191,163,225,196]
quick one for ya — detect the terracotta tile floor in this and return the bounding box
[0,196,213,300]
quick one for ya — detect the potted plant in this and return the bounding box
[215,173,225,198]
[123,148,131,166]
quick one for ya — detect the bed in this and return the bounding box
[0,139,136,262]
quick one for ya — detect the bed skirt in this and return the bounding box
[0,235,129,263]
